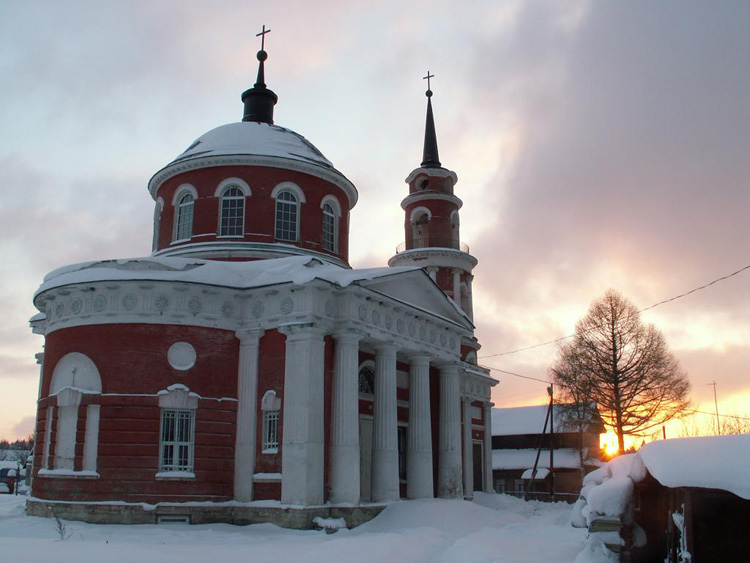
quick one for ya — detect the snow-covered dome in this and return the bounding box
[172,122,334,170]
[148,121,356,206]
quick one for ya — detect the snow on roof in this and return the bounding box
[491,404,600,436]
[492,448,583,471]
[638,434,750,500]
[36,255,418,298]
[172,122,335,169]
[521,467,550,480]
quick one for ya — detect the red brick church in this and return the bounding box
[28,32,496,527]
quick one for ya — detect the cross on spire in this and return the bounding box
[423,71,434,96]
[256,24,271,51]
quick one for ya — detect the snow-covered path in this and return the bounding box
[0,493,585,563]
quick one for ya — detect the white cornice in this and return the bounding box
[147,154,359,210]
[405,166,458,185]
[153,241,350,269]
[400,191,463,210]
[34,279,469,362]
[388,248,478,270]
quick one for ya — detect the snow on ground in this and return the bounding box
[0,493,585,563]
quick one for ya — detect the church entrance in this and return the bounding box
[472,442,484,492]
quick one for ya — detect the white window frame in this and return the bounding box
[159,409,195,472]
[157,384,199,477]
[152,198,164,252]
[173,193,195,242]
[272,182,305,242]
[260,390,282,454]
[218,185,246,237]
[320,195,341,253]
[262,410,280,453]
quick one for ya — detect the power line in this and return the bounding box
[480,262,750,359]
[486,366,551,384]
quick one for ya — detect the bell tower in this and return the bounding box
[388,73,478,325]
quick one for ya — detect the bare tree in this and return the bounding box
[551,290,690,455]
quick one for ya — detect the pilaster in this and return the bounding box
[483,401,494,493]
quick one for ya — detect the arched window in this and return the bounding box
[410,208,431,248]
[152,198,163,252]
[275,191,299,241]
[358,361,375,395]
[45,353,102,473]
[174,193,194,242]
[219,186,245,237]
[322,203,337,252]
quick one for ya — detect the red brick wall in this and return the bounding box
[155,165,350,263]
[34,324,240,503]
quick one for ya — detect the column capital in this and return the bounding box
[373,341,399,355]
[278,322,326,339]
[404,352,431,367]
[235,326,265,342]
[435,360,462,373]
[332,328,365,343]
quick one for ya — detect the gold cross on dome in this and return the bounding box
[256,24,271,50]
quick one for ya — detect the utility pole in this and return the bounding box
[547,384,555,501]
[708,381,720,435]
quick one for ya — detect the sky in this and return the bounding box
[1,0,748,442]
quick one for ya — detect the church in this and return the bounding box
[27,31,497,527]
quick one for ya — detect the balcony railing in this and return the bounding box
[395,238,470,254]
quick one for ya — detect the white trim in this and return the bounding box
[401,191,463,210]
[148,155,358,210]
[171,184,198,206]
[38,469,100,479]
[405,166,458,184]
[217,183,247,237]
[153,198,164,252]
[158,384,199,409]
[409,206,432,224]
[271,181,306,203]
[214,177,251,198]
[320,195,341,216]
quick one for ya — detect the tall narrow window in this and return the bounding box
[322,203,337,252]
[275,191,298,241]
[262,410,280,452]
[219,186,245,236]
[174,193,194,241]
[160,409,194,472]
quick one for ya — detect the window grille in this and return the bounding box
[160,409,194,472]
[358,364,375,395]
[263,410,279,452]
[174,194,194,241]
[275,191,298,241]
[219,186,245,236]
[322,203,336,252]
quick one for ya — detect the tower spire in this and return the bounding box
[421,71,441,168]
[242,25,278,124]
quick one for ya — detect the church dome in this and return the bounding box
[148,122,357,206]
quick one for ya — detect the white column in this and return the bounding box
[82,404,100,472]
[407,354,433,499]
[438,363,463,498]
[484,401,494,493]
[466,274,474,321]
[330,331,362,504]
[233,327,265,502]
[462,397,474,499]
[280,323,326,505]
[452,269,461,306]
[371,342,399,502]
